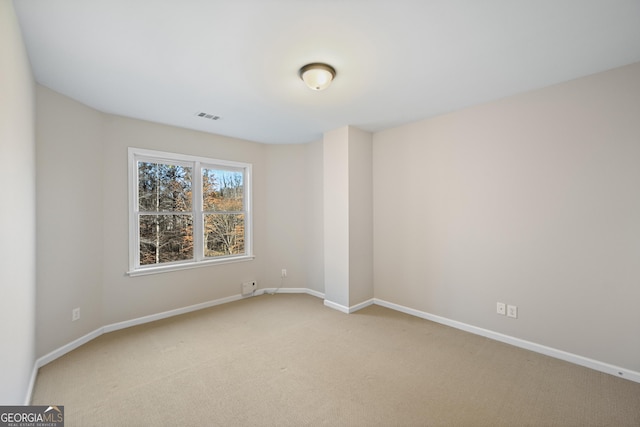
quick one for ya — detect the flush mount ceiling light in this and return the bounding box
[299,63,336,91]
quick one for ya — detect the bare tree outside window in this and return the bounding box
[137,162,193,265]
[130,149,251,274]
[202,168,244,257]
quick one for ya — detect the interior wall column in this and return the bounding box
[323,126,373,312]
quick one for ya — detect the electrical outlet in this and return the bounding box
[72,307,80,322]
[496,302,506,315]
[281,269,287,278]
[507,305,518,319]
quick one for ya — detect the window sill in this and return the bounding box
[127,255,255,277]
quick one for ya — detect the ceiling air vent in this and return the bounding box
[195,112,221,121]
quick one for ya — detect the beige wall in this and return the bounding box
[35,88,316,356]
[348,127,373,306]
[36,86,104,357]
[322,126,373,308]
[100,114,267,326]
[323,127,351,306]
[373,62,640,371]
[264,144,308,289]
[304,139,325,293]
[0,0,36,404]
[27,46,640,379]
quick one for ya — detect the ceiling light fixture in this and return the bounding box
[299,63,336,91]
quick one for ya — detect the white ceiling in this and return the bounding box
[14,0,640,144]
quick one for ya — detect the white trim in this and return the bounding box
[103,294,244,333]
[127,147,253,275]
[25,288,639,403]
[24,363,39,405]
[304,288,325,299]
[350,298,375,312]
[255,287,325,299]
[373,298,640,384]
[30,288,325,374]
[36,328,104,369]
[323,298,374,314]
[323,299,350,313]
[257,287,305,295]
[126,255,255,277]
[30,292,248,393]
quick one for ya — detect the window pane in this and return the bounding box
[139,214,193,265]
[202,168,243,212]
[138,162,192,212]
[204,213,245,257]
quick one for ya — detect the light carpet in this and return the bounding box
[32,294,640,426]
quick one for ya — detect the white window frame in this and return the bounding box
[127,147,253,276]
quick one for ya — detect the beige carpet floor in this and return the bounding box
[32,294,640,426]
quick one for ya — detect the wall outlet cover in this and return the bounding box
[241,281,257,295]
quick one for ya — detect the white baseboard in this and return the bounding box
[373,298,640,384]
[324,298,374,314]
[28,291,256,403]
[323,299,349,313]
[351,298,375,312]
[26,288,638,404]
[30,288,325,384]
[36,327,104,369]
[254,287,325,300]
[303,288,325,299]
[103,294,244,333]
[24,362,39,405]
